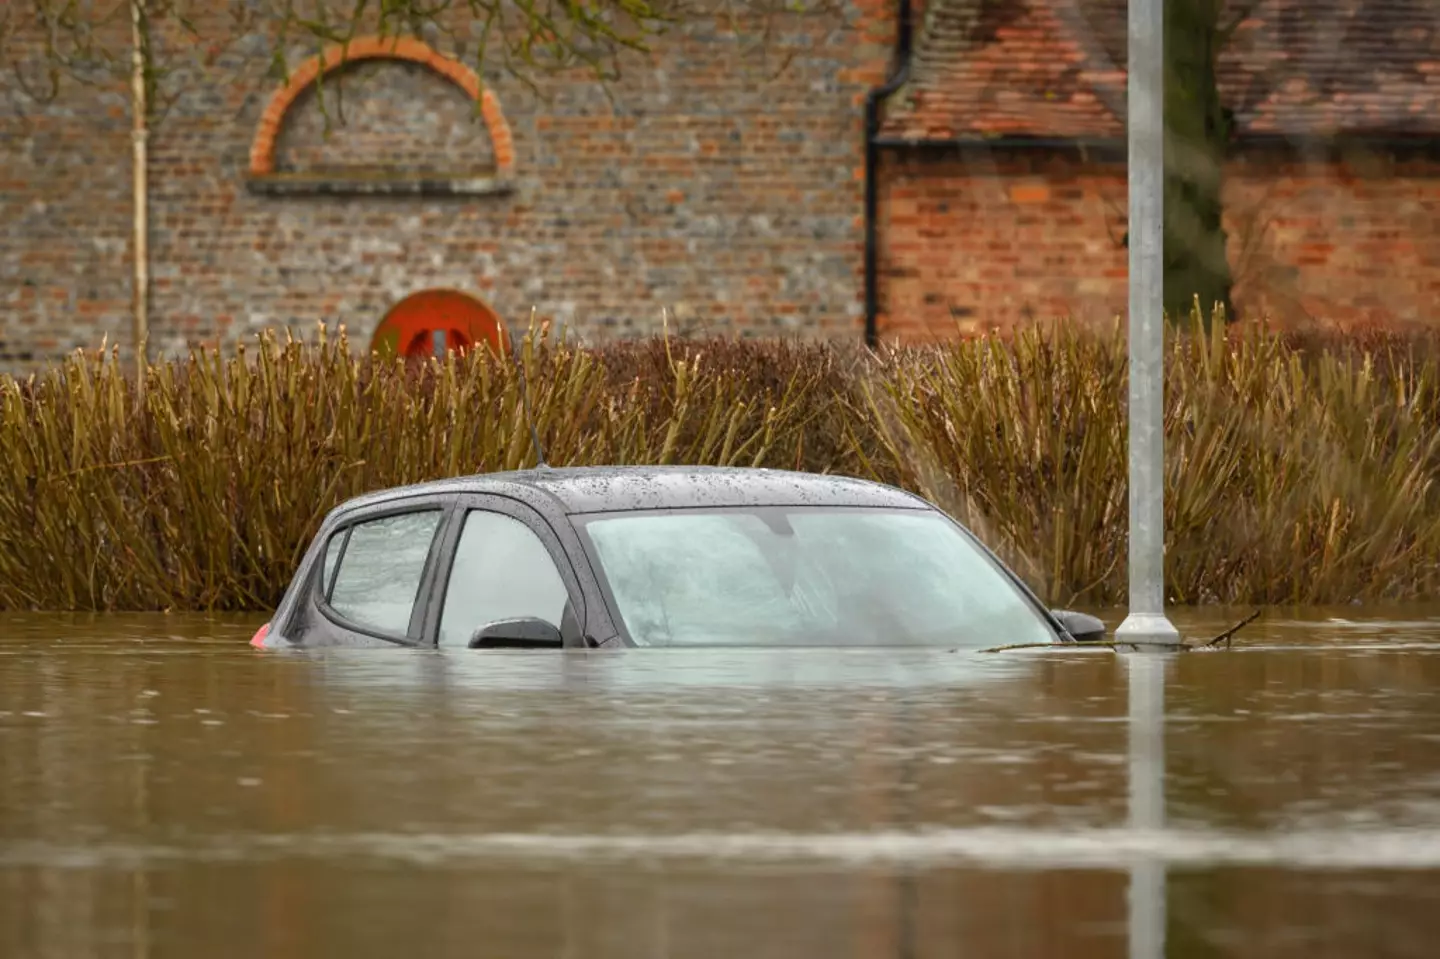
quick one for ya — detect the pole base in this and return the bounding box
[1114,611,1183,652]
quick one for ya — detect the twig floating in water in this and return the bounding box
[1199,609,1261,649]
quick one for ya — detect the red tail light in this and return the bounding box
[250,622,270,649]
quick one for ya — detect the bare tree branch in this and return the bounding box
[4,0,848,125]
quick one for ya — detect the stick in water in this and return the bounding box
[1199,608,1261,649]
[977,609,1261,654]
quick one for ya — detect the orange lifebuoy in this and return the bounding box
[370,289,508,359]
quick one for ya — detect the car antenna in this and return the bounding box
[509,311,548,470]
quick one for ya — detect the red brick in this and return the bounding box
[1009,184,1051,204]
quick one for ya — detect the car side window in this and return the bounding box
[437,510,571,647]
[327,509,443,637]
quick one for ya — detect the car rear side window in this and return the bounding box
[437,510,570,646]
[327,509,443,637]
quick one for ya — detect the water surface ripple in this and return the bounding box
[2,606,1439,958]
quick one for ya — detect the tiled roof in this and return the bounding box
[880,0,1440,141]
[1222,0,1440,136]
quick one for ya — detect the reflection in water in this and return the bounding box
[1128,654,1168,959]
[1,608,1439,957]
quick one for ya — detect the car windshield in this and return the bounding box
[574,506,1057,648]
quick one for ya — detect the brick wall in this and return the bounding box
[1,3,894,371]
[877,152,1129,340]
[6,2,1439,373]
[0,18,135,367]
[273,59,497,175]
[877,149,1440,340]
[1226,153,1440,329]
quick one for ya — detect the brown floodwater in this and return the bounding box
[3,606,1440,959]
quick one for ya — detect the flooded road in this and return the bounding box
[3,608,1440,958]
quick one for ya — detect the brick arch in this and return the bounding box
[248,36,514,177]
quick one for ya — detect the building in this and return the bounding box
[877,0,1440,340]
[2,1,1438,372]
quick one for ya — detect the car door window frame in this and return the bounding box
[311,496,457,646]
[419,493,588,647]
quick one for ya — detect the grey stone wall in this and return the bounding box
[0,5,887,372]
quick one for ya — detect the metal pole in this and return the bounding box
[1115,0,1181,650]
[130,0,150,397]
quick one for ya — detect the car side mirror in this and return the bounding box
[468,618,564,649]
[1051,609,1107,643]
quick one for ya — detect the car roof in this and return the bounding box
[329,465,930,518]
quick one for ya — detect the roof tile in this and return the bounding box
[881,0,1440,140]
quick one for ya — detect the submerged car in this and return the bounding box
[250,465,1106,650]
